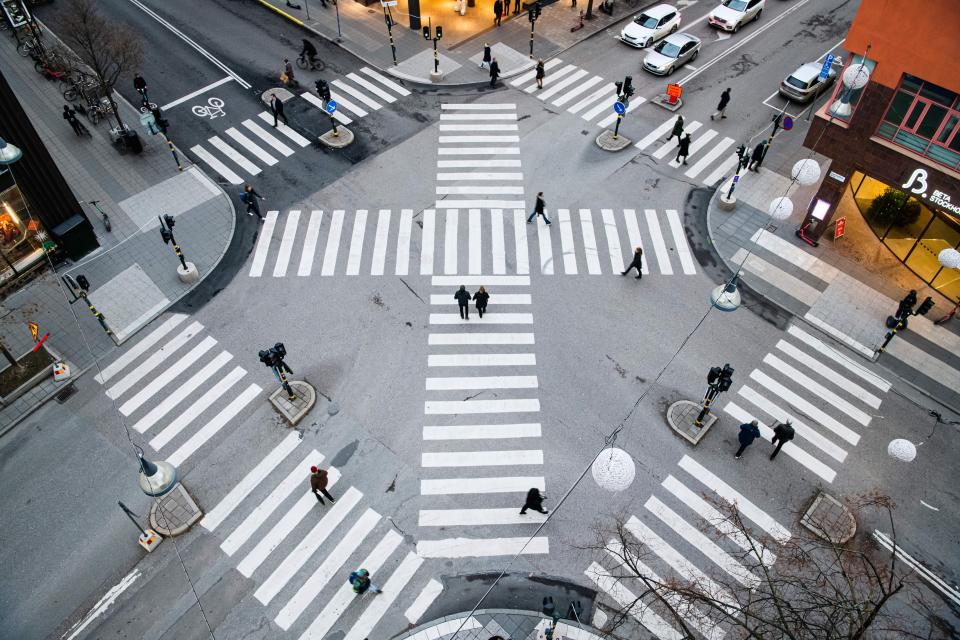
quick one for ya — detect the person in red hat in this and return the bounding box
[309,466,336,504]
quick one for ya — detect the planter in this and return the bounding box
[0,345,57,406]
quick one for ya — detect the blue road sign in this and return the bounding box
[783,115,794,131]
[819,53,835,81]
[613,101,626,115]
[325,100,338,114]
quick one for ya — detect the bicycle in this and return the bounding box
[86,96,113,125]
[85,200,111,232]
[63,74,98,102]
[17,36,41,57]
[296,51,326,72]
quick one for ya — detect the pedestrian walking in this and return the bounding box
[455,284,472,320]
[241,183,266,220]
[489,57,501,88]
[621,247,644,279]
[309,466,336,504]
[770,422,795,459]
[520,488,548,515]
[748,140,767,171]
[535,59,545,89]
[738,147,751,172]
[270,93,288,127]
[675,133,692,165]
[711,88,731,120]
[480,42,492,69]
[526,191,551,225]
[349,568,382,595]
[133,72,149,104]
[513,0,521,15]
[473,286,489,318]
[734,420,761,459]
[282,58,296,87]
[63,105,85,136]
[665,115,683,142]
[895,289,918,320]
[493,0,503,25]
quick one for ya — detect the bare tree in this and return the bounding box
[584,491,939,640]
[59,0,143,131]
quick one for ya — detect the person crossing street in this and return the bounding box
[526,192,551,225]
[473,286,489,318]
[520,488,548,515]
[770,422,795,459]
[349,568,382,595]
[711,88,731,120]
[665,115,683,142]
[675,133,692,165]
[455,285,472,320]
[489,57,501,87]
[270,93,288,127]
[735,420,761,459]
[535,59,545,89]
[241,183,266,220]
[309,466,336,504]
[621,247,644,279]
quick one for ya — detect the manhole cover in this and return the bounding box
[55,384,78,403]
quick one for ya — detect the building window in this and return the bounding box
[876,74,960,171]
[0,170,50,285]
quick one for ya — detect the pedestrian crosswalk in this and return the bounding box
[93,314,262,467]
[509,59,740,186]
[189,67,411,185]
[417,274,549,559]
[248,207,697,277]
[586,454,792,640]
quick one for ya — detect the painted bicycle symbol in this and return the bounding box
[191,97,226,119]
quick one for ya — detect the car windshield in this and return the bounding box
[723,0,748,10]
[654,40,681,57]
[786,76,808,90]
[634,14,658,28]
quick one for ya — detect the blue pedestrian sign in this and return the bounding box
[819,53,835,81]
[783,115,794,131]
[325,100,338,114]
[613,101,626,115]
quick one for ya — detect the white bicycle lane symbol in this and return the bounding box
[192,97,226,119]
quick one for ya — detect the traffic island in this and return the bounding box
[666,400,716,445]
[801,491,857,544]
[717,178,738,210]
[149,483,203,536]
[320,127,354,148]
[259,87,295,105]
[651,93,683,111]
[595,130,632,151]
[269,380,317,426]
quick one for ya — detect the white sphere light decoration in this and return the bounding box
[791,159,822,186]
[768,196,794,220]
[842,64,871,90]
[938,247,960,269]
[591,447,636,492]
[887,438,917,462]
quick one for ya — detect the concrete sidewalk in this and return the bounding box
[0,32,236,435]
[398,609,621,640]
[260,0,650,85]
[706,161,960,414]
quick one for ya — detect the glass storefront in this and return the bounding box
[0,168,49,286]
[850,170,960,302]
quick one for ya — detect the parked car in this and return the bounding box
[620,3,681,49]
[707,0,765,32]
[779,60,840,102]
[642,33,701,75]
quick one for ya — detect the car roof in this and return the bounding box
[664,32,700,45]
[790,62,822,83]
[641,3,677,18]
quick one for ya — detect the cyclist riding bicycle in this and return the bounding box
[301,39,318,66]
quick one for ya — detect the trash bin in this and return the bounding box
[121,129,143,153]
[50,213,99,261]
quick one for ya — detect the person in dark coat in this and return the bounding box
[480,43,492,69]
[63,105,84,136]
[711,87,731,120]
[309,466,336,504]
[748,140,767,171]
[473,286,490,318]
[513,0,521,14]
[241,183,266,220]
[535,59,545,89]
[735,420,761,459]
[270,93,288,127]
[493,0,503,25]
[666,115,683,142]
[895,289,918,320]
[133,72,149,104]
[520,488,548,514]
[770,422,795,459]
[675,133,692,165]
[489,58,501,87]
[455,285,472,320]
[621,247,644,279]
[526,191,551,224]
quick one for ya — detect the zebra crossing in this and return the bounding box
[586,454,792,640]
[721,323,891,483]
[93,313,262,467]
[248,207,697,277]
[417,275,549,559]
[509,59,740,186]
[189,67,411,185]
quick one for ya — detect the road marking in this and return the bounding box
[702,152,739,186]
[776,339,881,407]
[525,63,577,94]
[95,314,187,383]
[441,113,516,121]
[428,332,534,345]
[426,375,538,390]
[736,385,848,460]
[514,210,530,275]
[552,74,603,107]
[685,135,734,178]
[346,209,368,275]
[200,431,300,532]
[370,209,391,276]
[596,97,645,128]
[249,210,279,278]
[438,159,521,167]
[346,71,396,102]
[332,78,382,110]
[436,172,524,180]
[634,116,679,151]
[422,449,542,466]
[750,228,839,283]
[423,423,541,439]
[429,312,533,324]
[538,68,588,100]
[786,325,889,390]
[428,352,535,367]
[162,76,234,110]
[644,209,673,275]
[421,476,544,495]
[131,351,233,434]
[585,562,684,640]
[439,135,520,143]
[420,209,436,275]
[190,144,243,184]
[297,210,323,276]
[749,369,860,445]
[396,209,413,275]
[425,398,541,414]
[321,209,345,276]
[761,38,845,114]
[579,209,601,274]
[668,128,716,167]
[405,579,443,624]
[653,121,702,159]
[763,353,871,425]
[328,90,368,118]
[537,218,554,275]
[167,383,260,466]
[361,66,411,95]
[581,92,618,121]
[224,127,277,165]
[255,112,310,146]
[119,336,217,415]
[438,147,520,155]
[491,209,506,274]
[510,58,563,86]
[420,508,546,526]
[469,208,482,274]
[273,210,300,277]
[567,84,613,115]
[873,530,960,607]
[440,124,520,132]
[622,208,648,273]
[105,321,204,399]
[436,199,525,209]
[441,103,518,109]
[241,119,294,156]
[557,209,576,274]
[149,366,245,449]
[343,552,424,640]
[416,536,549,558]
[666,209,696,274]
[431,275,530,286]
[429,293,530,305]
[302,90,352,124]
[444,209,458,274]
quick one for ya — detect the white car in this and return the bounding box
[708,0,764,32]
[620,3,681,49]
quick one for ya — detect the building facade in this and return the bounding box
[799,0,960,302]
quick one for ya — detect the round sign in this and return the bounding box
[613,101,626,115]
[325,100,338,114]
[783,115,794,130]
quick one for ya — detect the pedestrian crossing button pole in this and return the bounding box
[159,214,199,283]
[259,342,317,425]
[876,296,933,358]
[316,80,354,148]
[64,273,113,337]
[596,76,633,151]
[694,364,733,427]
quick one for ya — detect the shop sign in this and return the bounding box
[829,170,845,183]
[902,168,960,216]
[834,216,846,239]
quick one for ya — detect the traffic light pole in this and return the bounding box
[159,215,188,271]
[423,19,442,75]
[274,364,296,402]
[694,383,719,427]
[64,274,113,337]
[383,5,397,66]
[876,297,934,357]
[528,3,539,58]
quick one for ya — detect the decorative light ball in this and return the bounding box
[591,447,636,492]
[768,197,794,220]
[842,65,870,90]
[791,159,822,186]
[887,438,917,462]
[938,247,960,269]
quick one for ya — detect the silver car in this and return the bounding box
[642,33,701,76]
[778,61,839,103]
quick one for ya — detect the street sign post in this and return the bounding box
[613,101,626,115]
[325,100,338,114]
[783,115,794,130]
[819,53,836,81]
[834,216,846,239]
[666,83,682,105]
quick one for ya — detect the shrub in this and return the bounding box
[866,187,922,228]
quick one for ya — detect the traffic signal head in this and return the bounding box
[916,296,935,315]
[624,75,634,96]
[76,275,90,291]
[435,25,442,39]
[160,226,172,244]
[423,26,430,40]
[258,349,275,367]
[707,366,722,385]
[163,214,175,229]
[315,79,331,101]
[614,80,623,97]
[273,342,287,359]
[718,364,734,392]
[535,2,542,17]
[736,144,746,159]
